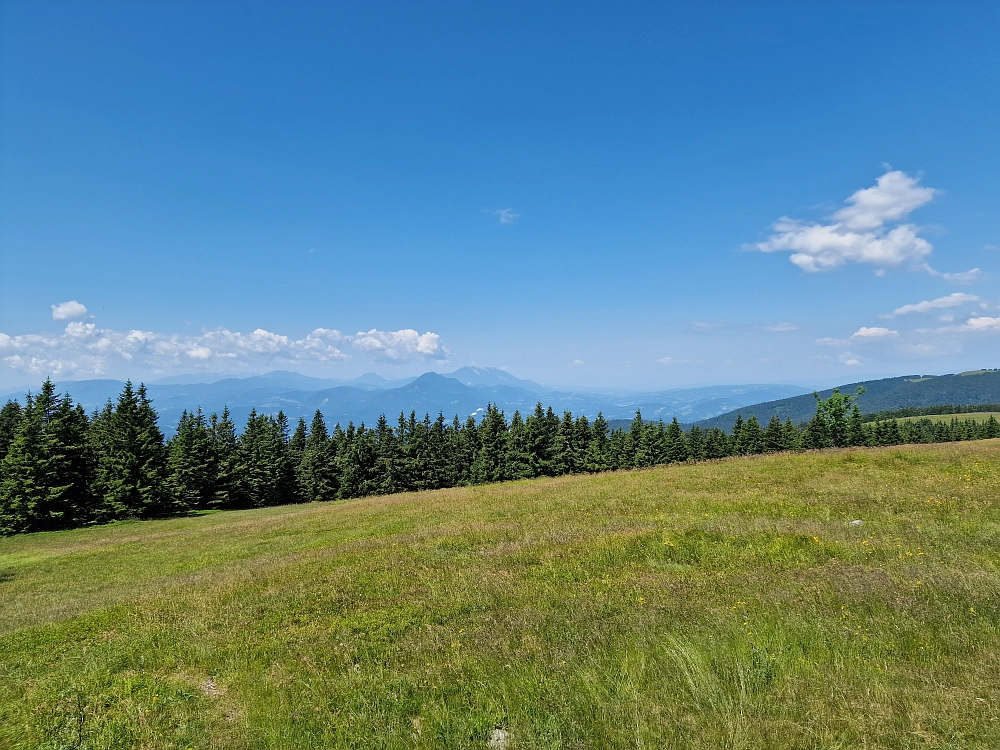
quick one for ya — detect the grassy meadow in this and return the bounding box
[893,412,1000,424]
[1,441,999,749]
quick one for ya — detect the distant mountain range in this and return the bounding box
[0,367,809,432]
[694,369,1000,431]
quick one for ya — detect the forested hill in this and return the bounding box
[694,369,1000,431]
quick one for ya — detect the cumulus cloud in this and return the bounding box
[886,292,979,317]
[350,329,446,360]
[51,300,89,320]
[765,322,799,331]
[568,359,584,367]
[959,316,1000,332]
[942,268,985,285]
[753,170,937,272]
[0,320,448,379]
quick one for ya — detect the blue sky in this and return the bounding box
[1,1,998,390]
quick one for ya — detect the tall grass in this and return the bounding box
[1,441,999,748]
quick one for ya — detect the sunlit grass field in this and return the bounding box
[1,441,999,749]
[893,412,1000,424]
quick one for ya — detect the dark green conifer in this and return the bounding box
[91,382,167,521]
[505,410,534,480]
[664,418,688,463]
[166,408,217,511]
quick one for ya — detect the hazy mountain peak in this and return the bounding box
[445,366,547,392]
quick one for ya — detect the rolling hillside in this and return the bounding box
[1,441,998,748]
[695,369,1000,431]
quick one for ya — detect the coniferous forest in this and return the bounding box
[1,379,998,536]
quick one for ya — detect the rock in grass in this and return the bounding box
[488,728,510,749]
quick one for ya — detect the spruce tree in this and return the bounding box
[847,404,866,447]
[299,410,338,501]
[552,411,581,475]
[91,382,167,521]
[471,404,508,484]
[741,416,764,455]
[764,415,785,452]
[289,417,307,472]
[505,410,534,480]
[583,413,610,472]
[0,382,93,533]
[686,424,705,461]
[166,408,217,511]
[782,417,801,451]
[374,414,400,495]
[664,417,688,463]
[525,403,556,476]
[0,400,23,464]
[210,407,239,507]
[730,414,745,455]
[703,427,729,459]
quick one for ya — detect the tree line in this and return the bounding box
[1,380,998,535]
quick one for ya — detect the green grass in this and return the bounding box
[2,442,999,749]
[892,412,1000,424]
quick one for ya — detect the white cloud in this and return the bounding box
[753,170,937,272]
[832,170,936,231]
[816,337,849,347]
[765,322,799,331]
[852,326,898,339]
[51,300,89,320]
[887,292,979,317]
[350,329,446,360]
[568,359,584,367]
[691,321,724,330]
[656,356,703,364]
[840,354,861,366]
[0,319,448,379]
[959,316,1000,332]
[491,208,520,224]
[942,268,985,285]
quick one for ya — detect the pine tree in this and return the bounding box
[782,418,801,451]
[686,424,706,461]
[234,410,295,508]
[166,408,217,511]
[802,393,830,450]
[374,414,400,495]
[583,413,610,472]
[703,427,730,459]
[91,382,167,521]
[664,418,689,463]
[505,410,534,480]
[764,415,785,452]
[847,404,866,447]
[552,411,581,475]
[0,382,93,533]
[289,417,307,472]
[210,407,239,507]
[742,416,765,454]
[299,410,338,501]
[0,400,23,464]
[471,404,507,484]
[525,403,557,477]
[631,411,656,467]
[730,414,745,455]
